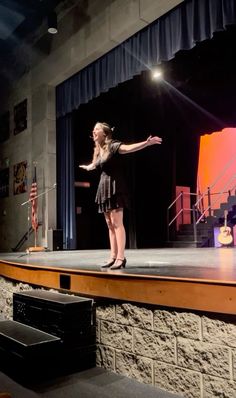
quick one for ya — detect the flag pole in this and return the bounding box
[27,163,45,253]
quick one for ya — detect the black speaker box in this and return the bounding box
[13,290,96,347]
[0,320,96,380]
[0,320,61,379]
[0,320,61,359]
[47,229,63,251]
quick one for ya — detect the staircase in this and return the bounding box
[212,194,236,221]
[167,151,236,248]
[167,194,236,248]
[168,223,214,248]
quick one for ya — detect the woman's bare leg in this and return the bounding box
[104,211,118,259]
[110,208,126,260]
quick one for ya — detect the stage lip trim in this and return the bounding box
[1,258,236,285]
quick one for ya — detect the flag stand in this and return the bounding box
[27,246,46,253]
[21,183,57,253]
[26,230,45,252]
[26,229,45,253]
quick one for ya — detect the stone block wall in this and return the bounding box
[1,277,236,397]
[96,303,236,397]
[0,277,34,319]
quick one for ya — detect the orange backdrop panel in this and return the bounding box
[197,128,236,212]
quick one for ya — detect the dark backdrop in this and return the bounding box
[73,74,200,250]
[73,25,236,250]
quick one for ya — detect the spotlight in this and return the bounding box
[151,68,163,80]
[48,12,58,34]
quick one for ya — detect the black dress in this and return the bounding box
[95,140,129,213]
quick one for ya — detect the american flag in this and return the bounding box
[30,168,38,231]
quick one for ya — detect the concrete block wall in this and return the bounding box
[96,303,236,397]
[1,276,235,398]
[0,0,183,251]
[0,79,56,251]
[0,73,33,251]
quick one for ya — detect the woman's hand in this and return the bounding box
[79,164,95,171]
[146,135,162,146]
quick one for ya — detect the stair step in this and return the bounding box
[205,216,217,224]
[220,202,229,210]
[214,206,236,220]
[214,209,232,218]
[214,200,236,217]
[179,224,212,232]
[166,240,203,248]
[175,235,196,241]
[176,234,209,241]
[227,195,236,205]
[173,221,214,247]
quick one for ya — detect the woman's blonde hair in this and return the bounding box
[92,122,114,163]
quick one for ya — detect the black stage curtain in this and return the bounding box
[56,0,236,249]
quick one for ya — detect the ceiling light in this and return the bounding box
[48,12,58,34]
[152,68,163,80]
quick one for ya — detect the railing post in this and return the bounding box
[207,187,211,217]
[181,191,184,225]
[167,208,169,242]
[192,205,197,243]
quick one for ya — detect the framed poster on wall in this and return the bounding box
[14,99,27,135]
[13,160,27,195]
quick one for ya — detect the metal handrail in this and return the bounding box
[169,208,194,227]
[195,176,236,224]
[193,176,236,242]
[167,191,198,241]
[167,148,236,243]
[167,192,198,225]
[167,180,236,243]
[167,192,183,210]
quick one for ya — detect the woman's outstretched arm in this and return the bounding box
[79,163,96,171]
[118,135,162,154]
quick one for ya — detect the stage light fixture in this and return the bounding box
[48,12,58,34]
[152,68,163,80]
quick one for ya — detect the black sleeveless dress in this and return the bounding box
[95,140,129,213]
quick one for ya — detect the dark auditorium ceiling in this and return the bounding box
[0,0,63,54]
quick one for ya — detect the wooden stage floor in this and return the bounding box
[0,247,236,315]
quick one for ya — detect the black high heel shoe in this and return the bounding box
[101,258,116,268]
[110,258,126,270]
